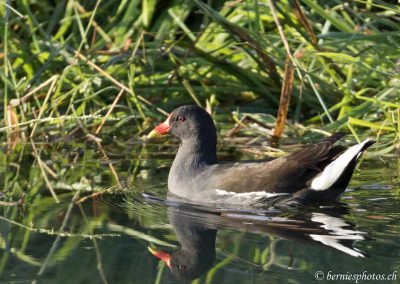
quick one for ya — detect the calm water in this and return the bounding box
[0,138,399,284]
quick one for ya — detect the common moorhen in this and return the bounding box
[148,105,374,207]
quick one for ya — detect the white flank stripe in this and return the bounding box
[215,189,287,199]
[311,138,372,191]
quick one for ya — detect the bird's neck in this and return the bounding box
[175,138,218,167]
[168,137,217,196]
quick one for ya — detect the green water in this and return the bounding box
[0,139,399,284]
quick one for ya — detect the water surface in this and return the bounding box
[0,139,399,283]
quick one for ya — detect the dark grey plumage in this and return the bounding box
[157,105,375,207]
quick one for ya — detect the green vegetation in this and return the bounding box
[1,0,399,151]
[0,2,400,282]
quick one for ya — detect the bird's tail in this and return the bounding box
[262,138,375,207]
[311,138,375,191]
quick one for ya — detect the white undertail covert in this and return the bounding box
[311,138,373,191]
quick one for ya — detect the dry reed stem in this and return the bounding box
[29,75,59,138]
[273,57,295,140]
[30,140,60,203]
[95,89,125,134]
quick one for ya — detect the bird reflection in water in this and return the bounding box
[147,197,368,281]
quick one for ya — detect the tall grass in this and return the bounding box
[0,0,399,149]
[1,3,399,282]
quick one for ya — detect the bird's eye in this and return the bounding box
[177,264,186,271]
[176,115,185,122]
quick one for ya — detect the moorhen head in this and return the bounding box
[148,105,217,144]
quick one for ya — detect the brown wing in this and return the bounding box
[209,133,346,194]
[286,132,346,166]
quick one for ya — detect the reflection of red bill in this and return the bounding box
[148,246,171,268]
